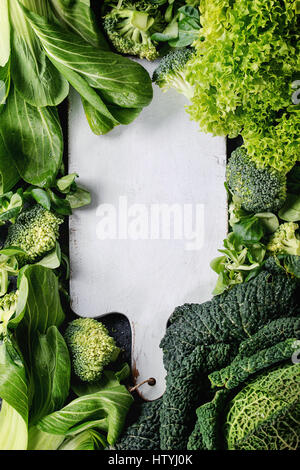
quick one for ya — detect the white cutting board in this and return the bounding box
[69,61,227,400]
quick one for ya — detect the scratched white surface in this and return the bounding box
[69,61,227,400]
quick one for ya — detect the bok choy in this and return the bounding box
[0,0,153,192]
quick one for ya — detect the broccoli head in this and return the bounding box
[267,222,300,256]
[0,291,18,337]
[102,0,164,60]
[4,205,62,266]
[152,48,194,99]
[64,318,120,383]
[226,147,286,213]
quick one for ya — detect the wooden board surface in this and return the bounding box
[69,61,227,400]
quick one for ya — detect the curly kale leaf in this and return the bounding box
[209,338,298,390]
[161,268,300,370]
[119,266,300,451]
[236,316,300,359]
[160,343,233,450]
[187,389,229,451]
[159,267,300,450]
[116,399,162,450]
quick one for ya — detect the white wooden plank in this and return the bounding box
[69,61,227,400]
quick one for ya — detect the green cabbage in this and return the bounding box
[226,364,300,450]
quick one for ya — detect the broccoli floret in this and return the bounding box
[4,205,63,266]
[102,1,164,60]
[64,318,120,383]
[0,291,18,337]
[267,222,300,256]
[152,48,195,99]
[226,147,286,213]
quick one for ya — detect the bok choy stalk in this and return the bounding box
[0,265,133,450]
[0,0,10,107]
[0,401,28,450]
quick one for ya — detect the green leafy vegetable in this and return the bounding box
[0,334,28,450]
[51,0,109,49]
[186,0,300,174]
[117,263,300,450]
[0,0,10,68]
[210,232,266,295]
[116,400,162,450]
[9,0,69,107]
[0,86,64,187]
[30,326,71,425]
[225,364,300,450]
[21,4,153,133]
[58,429,107,450]
[27,426,65,450]
[278,193,300,222]
[167,5,200,47]
[37,368,133,446]
[0,191,23,223]
[0,133,19,193]
[13,265,65,367]
[0,400,28,450]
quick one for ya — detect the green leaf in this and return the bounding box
[277,254,300,278]
[0,132,19,193]
[0,190,23,222]
[38,369,133,445]
[278,193,300,222]
[50,57,119,134]
[10,0,69,107]
[255,212,279,234]
[0,247,25,257]
[209,338,297,390]
[26,188,51,210]
[50,0,109,49]
[36,242,61,270]
[12,266,65,365]
[0,335,28,427]
[59,429,107,450]
[56,173,78,193]
[27,425,65,450]
[0,86,63,187]
[30,326,71,425]
[47,189,72,215]
[152,20,179,42]
[0,400,28,450]
[66,186,91,209]
[0,60,11,110]
[210,256,226,275]
[21,6,153,109]
[232,215,264,243]
[178,5,200,20]
[0,0,10,67]
[81,97,119,135]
